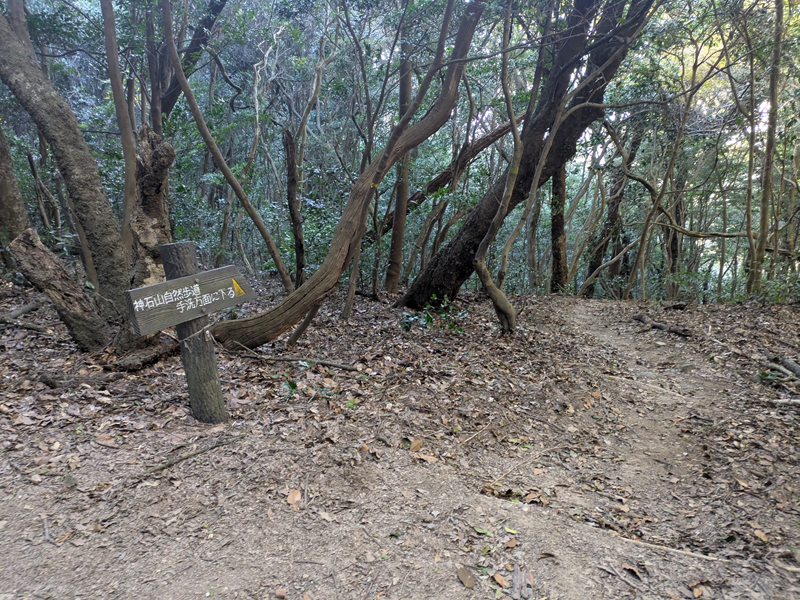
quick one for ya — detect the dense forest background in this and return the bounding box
[0,0,797,354]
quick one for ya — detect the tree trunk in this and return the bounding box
[747,0,782,293]
[25,151,52,231]
[10,229,110,351]
[402,198,449,284]
[283,129,306,286]
[582,131,641,297]
[664,189,686,300]
[101,0,138,259]
[401,0,653,309]
[472,1,520,333]
[385,20,412,294]
[367,114,520,244]
[0,126,30,243]
[160,0,228,120]
[131,126,175,288]
[0,12,130,317]
[550,163,568,292]
[210,0,484,349]
[161,0,294,295]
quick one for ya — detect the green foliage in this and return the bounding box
[399,295,467,332]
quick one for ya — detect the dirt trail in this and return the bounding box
[1,292,798,600]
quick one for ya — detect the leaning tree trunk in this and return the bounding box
[400,0,653,309]
[0,13,130,318]
[0,126,109,350]
[472,1,520,333]
[10,230,110,351]
[161,0,295,295]
[210,0,485,349]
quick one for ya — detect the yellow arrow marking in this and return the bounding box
[232,278,246,296]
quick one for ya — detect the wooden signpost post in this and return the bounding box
[125,242,255,423]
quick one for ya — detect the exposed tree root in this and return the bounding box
[108,334,179,371]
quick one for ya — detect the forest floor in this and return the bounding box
[0,278,799,600]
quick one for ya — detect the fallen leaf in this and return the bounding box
[592,391,602,398]
[302,595,311,600]
[414,453,438,463]
[54,531,73,543]
[754,530,768,543]
[493,572,508,587]
[458,566,476,589]
[409,439,423,452]
[622,563,642,580]
[287,490,302,505]
[504,538,517,548]
[95,433,116,447]
[504,526,517,534]
[473,526,493,537]
[693,586,703,598]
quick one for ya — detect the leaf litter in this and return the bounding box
[0,280,798,599]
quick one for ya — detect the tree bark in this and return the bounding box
[7,0,36,57]
[400,0,653,309]
[160,0,228,120]
[54,171,99,291]
[100,0,138,259]
[385,17,412,294]
[472,0,520,333]
[210,0,484,349]
[0,12,130,317]
[10,229,109,351]
[0,125,30,245]
[550,163,568,292]
[747,0,782,293]
[131,126,175,288]
[283,129,306,286]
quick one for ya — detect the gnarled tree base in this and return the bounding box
[9,228,110,351]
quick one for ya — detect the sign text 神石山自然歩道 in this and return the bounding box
[125,265,255,336]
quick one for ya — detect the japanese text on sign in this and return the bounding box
[132,284,237,314]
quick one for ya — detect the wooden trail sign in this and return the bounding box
[125,242,255,424]
[126,264,255,337]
